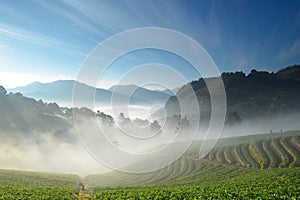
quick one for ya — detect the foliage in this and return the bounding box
[89,160,300,200]
[0,86,7,95]
[0,170,78,200]
[225,111,242,126]
[96,111,115,126]
[150,120,162,133]
[165,65,300,119]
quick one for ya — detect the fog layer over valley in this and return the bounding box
[1,65,300,174]
[0,86,202,174]
[0,136,109,175]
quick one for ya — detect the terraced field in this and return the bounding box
[82,131,300,199]
[204,131,300,169]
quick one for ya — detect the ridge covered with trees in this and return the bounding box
[165,65,300,120]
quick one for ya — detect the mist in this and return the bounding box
[220,112,300,138]
[1,102,300,175]
[0,132,110,176]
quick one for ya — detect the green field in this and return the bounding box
[1,131,300,199]
[0,170,78,200]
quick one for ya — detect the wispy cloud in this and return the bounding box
[0,23,88,58]
[0,44,13,50]
[36,0,200,39]
[0,27,30,40]
[277,37,300,61]
[0,24,67,49]
[32,0,114,41]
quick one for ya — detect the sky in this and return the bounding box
[0,0,300,89]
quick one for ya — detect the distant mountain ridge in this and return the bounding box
[7,64,300,120]
[108,84,171,104]
[9,80,171,107]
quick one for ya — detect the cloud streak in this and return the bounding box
[0,0,299,88]
[277,37,300,62]
[0,24,71,52]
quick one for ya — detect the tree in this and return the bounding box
[118,113,125,122]
[175,116,190,133]
[97,111,115,126]
[180,116,190,128]
[47,102,62,115]
[118,112,131,125]
[0,86,7,95]
[150,120,161,133]
[225,112,242,126]
[133,118,149,126]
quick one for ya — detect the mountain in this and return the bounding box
[164,64,300,119]
[9,80,110,105]
[9,81,171,107]
[108,84,171,105]
[154,88,179,96]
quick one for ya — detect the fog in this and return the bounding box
[0,133,111,176]
[220,113,300,138]
[1,106,300,175]
[94,105,162,120]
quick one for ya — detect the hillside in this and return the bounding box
[0,87,72,141]
[0,86,100,143]
[201,130,300,168]
[85,130,300,186]
[83,131,300,199]
[165,65,300,119]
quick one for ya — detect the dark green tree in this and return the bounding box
[226,112,242,126]
[0,86,7,95]
[150,120,161,133]
[97,111,115,126]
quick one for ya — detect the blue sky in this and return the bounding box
[0,0,299,88]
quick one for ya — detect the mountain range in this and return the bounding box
[3,64,300,135]
[9,80,171,107]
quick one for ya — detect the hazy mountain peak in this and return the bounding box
[108,84,140,91]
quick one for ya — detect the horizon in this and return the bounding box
[5,64,298,90]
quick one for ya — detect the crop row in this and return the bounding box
[90,166,300,199]
[205,136,300,169]
[86,135,300,188]
[0,170,78,200]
